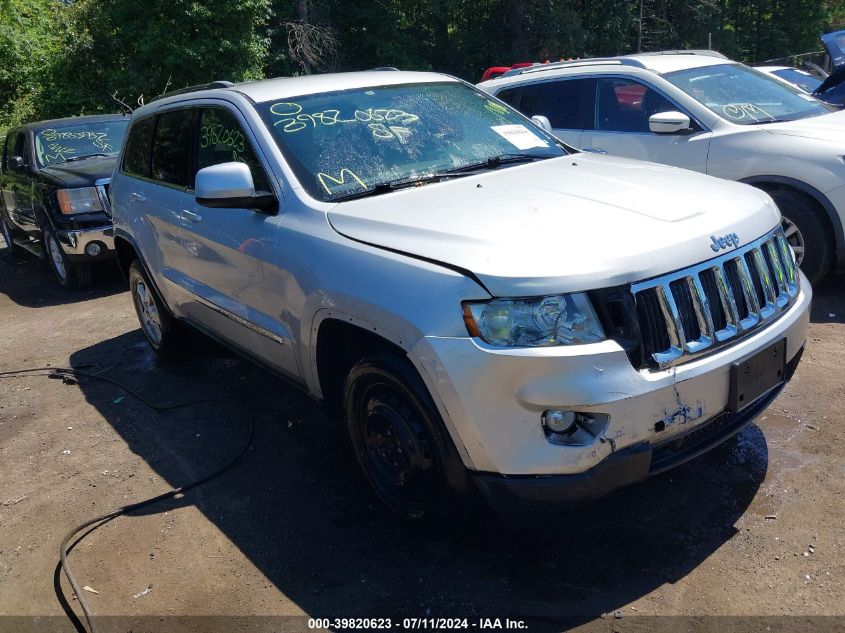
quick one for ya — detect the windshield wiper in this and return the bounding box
[443,152,554,174]
[328,153,555,202]
[62,153,112,162]
[329,172,472,202]
[747,118,786,125]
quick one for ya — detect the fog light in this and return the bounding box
[542,410,577,434]
[85,242,102,257]
[542,410,610,446]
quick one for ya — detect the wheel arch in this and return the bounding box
[313,314,472,493]
[741,175,844,271]
[113,229,171,313]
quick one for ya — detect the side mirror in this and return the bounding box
[195,162,276,213]
[649,111,692,134]
[531,115,553,134]
[8,156,25,172]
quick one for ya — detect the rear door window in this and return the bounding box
[495,88,520,108]
[196,108,270,191]
[151,109,196,188]
[517,79,595,130]
[596,78,677,133]
[122,116,155,178]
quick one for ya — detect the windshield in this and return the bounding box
[255,81,566,202]
[665,63,832,124]
[34,120,129,167]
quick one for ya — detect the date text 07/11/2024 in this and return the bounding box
[307,617,528,630]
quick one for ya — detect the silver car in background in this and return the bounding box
[109,71,809,519]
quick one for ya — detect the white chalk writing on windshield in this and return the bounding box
[269,102,420,140]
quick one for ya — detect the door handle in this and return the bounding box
[181,210,203,223]
[582,147,608,154]
[130,192,147,202]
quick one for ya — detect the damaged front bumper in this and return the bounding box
[470,346,801,510]
[413,275,810,504]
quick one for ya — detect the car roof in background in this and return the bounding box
[16,114,128,132]
[479,50,735,86]
[623,51,732,73]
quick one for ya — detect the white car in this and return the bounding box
[754,66,824,94]
[479,51,845,283]
[755,65,824,94]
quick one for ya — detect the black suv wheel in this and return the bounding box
[42,226,92,288]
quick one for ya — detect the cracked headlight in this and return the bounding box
[462,293,605,347]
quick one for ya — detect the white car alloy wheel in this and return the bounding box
[46,232,68,282]
[781,216,805,267]
[133,279,163,346]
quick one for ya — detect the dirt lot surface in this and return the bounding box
[0,246,843,633]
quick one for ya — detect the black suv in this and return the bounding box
[0,114,129,287]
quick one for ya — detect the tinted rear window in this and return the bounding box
[151,109,195,187]
[122,116,155,178]
[518,79,593,130]
[496,88,520,107]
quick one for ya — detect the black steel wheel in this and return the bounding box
[344,355,451,519]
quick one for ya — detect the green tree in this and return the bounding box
[0,0,66,135]
[41,0,272,117]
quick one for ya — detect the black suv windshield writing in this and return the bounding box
[34,120,129,167]
[255,82,565,201]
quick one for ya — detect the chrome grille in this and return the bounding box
[632,227,799,369]
[95,177,111,216]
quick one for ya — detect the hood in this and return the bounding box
[762,107,845,141]
[38,155,117,188]
[327,155,779,296]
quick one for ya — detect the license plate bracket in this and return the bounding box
[728,339,786,412]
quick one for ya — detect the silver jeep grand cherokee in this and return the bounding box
[110,71,810,518]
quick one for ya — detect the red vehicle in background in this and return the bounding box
[480,62,534,81]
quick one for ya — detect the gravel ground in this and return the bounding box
[0,245,842,633]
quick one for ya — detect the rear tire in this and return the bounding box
[128,259,179,356]
[344,354,453,520]
[42,226,92,288]
[769,189,833,284]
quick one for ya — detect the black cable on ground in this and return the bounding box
[0,366,256,633]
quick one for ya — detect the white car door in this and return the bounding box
[579,77,712,173]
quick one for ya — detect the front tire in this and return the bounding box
[344,354,452,519]
[42,226,92,288]
[769,189,833,284]
[0,213,22,257]
[129,259,178,356]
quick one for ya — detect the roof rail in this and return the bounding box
[149,81,235,103]
[634,50,728,59]
[500,57,646,78]
[371,67,400,71]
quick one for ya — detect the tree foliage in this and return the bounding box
[0,0,67,130]
[1,0,843,135]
